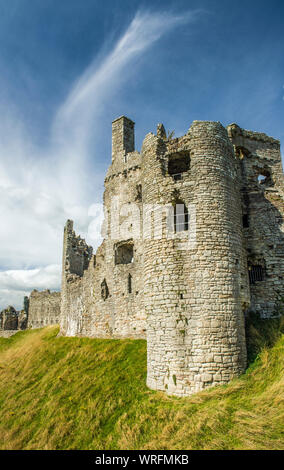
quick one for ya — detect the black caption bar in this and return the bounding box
[0,450,282,467]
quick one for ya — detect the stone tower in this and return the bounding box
[112,116,135,161]
[142,121,248,396]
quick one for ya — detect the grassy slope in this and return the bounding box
[0,318,283,450]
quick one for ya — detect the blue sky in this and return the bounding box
[0,0,283,308]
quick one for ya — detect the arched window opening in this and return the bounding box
[128,273,132,294]
[174,201,189,233]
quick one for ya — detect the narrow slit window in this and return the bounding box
[101,279,109,300]
[128,273,132,294]
[243,214,249,228]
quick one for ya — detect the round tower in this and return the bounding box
[142,121,247,396]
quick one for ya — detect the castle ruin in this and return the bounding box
[0,299,29,337]
[2,116,284,396]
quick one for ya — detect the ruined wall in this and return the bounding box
[0,297,29,334]
[28,290,61,328]
[60,117,146,338]
[0,306,18,330]
[17,310,28,330]
[228,124,284,317]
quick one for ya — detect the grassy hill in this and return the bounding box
[0,314,283,450]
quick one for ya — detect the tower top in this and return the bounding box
[112,116,135,161]
[112,115,135,125]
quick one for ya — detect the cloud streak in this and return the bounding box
[0,9,196,309]
[53,10,197,156]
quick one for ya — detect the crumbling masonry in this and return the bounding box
[0,298,29,337]
[6,116,284,397]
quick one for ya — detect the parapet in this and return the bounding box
[227,123,280,147]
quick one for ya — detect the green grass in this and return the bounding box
[0,315,283,450]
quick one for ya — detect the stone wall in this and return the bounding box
[60,118,146,339]
[143,121,248,396]
[228,124,284,317]
[28,290,61,328]
[0,306,18,330]
[18,309,28,330]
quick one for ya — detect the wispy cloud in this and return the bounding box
[0,9,197,309]
[53,10,197,156]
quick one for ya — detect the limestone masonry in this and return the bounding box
[28,290,61,329]
[2,117,284,396]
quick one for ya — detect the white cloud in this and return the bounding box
[0,9,197,309]
[0,265,61,310]
[0,265,61,291]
